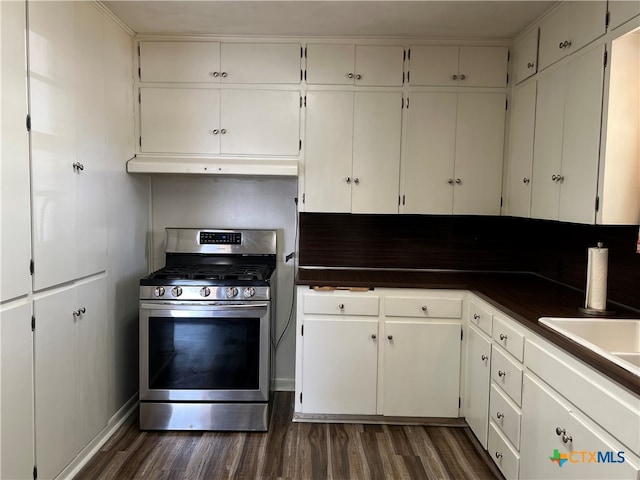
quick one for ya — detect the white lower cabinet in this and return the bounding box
[464,323,492,448]
[1,302,34,480]
[520,374,639,480]
[295,288,463,418]
[489,422,520,480]
[34,277,108,480]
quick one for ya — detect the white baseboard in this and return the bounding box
[272,377,295,391]
[57,393,139,480]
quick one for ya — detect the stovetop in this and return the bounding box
[144,264,274,282]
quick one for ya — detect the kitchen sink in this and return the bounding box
[538,317,640,377]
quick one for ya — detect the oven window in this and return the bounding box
[148,317,260,390]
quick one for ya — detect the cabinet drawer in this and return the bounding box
[490,384,521,449]
[469,301,492,335]
[492,347,523,406]
[384,296,462,318]
[488,422,520,480]
[492,315,524,362]
[303,294,379,316]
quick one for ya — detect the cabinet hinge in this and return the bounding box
[304,46,307,58]
[461,330,463,341]
[402,71,405,84]
[403,49,406,61]
[31,315,35,332]
[26,114,31,132]
[301,325,304,336]
[139,136,142,147]
[138,92,141,104]
[304,70,307,82]
[29,259,34,275]
[505,98,508,110]
[459,397,461,409]
[506,72,509,85]
[137,44,141,56]
[299,139,302,151]
[500,197,503,208]
[299,392,303,403]
[138,67,141,80]
[300,69,303,82]
[302,193,305,204]
[604,49,608,68]
[605,10,610,29]
[408,48,411,60]
[300,46,303,58]
[406,97,409,109]
[398,195,401,206]
[595,195,600,212]
[407,71,410,83]
[402,194,405,206]
[33,465,37,480]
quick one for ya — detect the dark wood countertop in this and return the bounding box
[296,267,640,396]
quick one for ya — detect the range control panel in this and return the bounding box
[199,231,242,245]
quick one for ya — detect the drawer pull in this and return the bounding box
[556,427,565,436]
[495,452,503,459]
[496,411,504,419]
[562,433,573,444]
[421,305,427,312]
[338,303,344,309]
[473,313,480,320]
[371,334,377,340]
[498,370,506,378]
[481,354,488,361]
[499,333,508,341]
[387,335,393,340]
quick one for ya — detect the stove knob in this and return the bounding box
[244,287,256,298]
[226,287,238,298]
[171,286,183,297]
[200,287,211,297]
[154,287,165,297]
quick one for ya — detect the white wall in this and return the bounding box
[151,175,298,388]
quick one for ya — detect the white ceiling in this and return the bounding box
[102,1,557,40]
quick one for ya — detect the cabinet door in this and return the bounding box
[513,28,539,84]
[383,321,461,417]
[301,318,378,415]
[139,41,221,83]
[1,0,31,302]
[1,302,34,480]
[220,89,300,156]
[506,81,537,218]
[74,2,107,278]
[608,0,640,30]
[558,45,604,224]
[221,43,301,84]
[76,278,109,447]
[305,44,355,85]
[351,92,402,214]
[458,46,509,87]
[409,45,459,86]
[568,1,607,54]
[538,3,570,71]
[531,66,566,221]
[140,87,220,154]
[521,374,639,480]
[355,45,404,87]
[453,93,506,215]
[303,91,353,212]
[35,288,79,480]
[29,0,78,291]
[403,93,457,214]
[465,325,492,449]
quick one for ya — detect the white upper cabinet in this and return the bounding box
[139,41,301,84]
[505,81,537,218]
[403,92,506,215]
[1,0,31,302]
[513,28,539,84]
[531,45,605,224]
[303,91,402,213]
[608,0,640,30]
[305,44,404,86]
[140,88,300,156]
[409,45,508,87]
[538,1,607,71]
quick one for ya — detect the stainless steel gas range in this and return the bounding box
[139,228,276,431]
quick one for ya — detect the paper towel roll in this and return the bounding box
[585,245,608,310]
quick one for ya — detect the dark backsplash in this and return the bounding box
[298,213,640,311]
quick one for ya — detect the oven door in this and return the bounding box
[139,301,270,402]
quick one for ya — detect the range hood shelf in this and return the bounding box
[127,155,298,177]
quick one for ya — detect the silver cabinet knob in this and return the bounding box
[200,287,211,297]
[346,73,354,79]
[557,175,564,182]
[353,178,360,185]
[73,162,84,172]
[452,74,458,80]
[556,427,566,436]
[73,307,86,317]
[345,177,352,184]
[338,303,345,309]
[220,129,227,134]
[523,177,530,184]
[448,178,454,184]
[210,71,220,77]
[172,286,183,297]
[551,174,558,181]
[221,72,227,78]
[499,333,508,341]
[154,286,165,297]
[355,74,362,80]
[371,334,377,339]
[210,129,219,135]
[496,412,504,419]
[527,62,535,69]
[495,452,503,459]
[455,178,461,184]
[473,313,480,320]
[498,370,506,378]
[562,433,573,443]
[421,305,427,312]
[481,354,488,361]
[387,335,393,340]
[459,74,466,80]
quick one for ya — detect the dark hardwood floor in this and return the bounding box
[75,392,503,480]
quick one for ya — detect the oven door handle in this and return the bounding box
[140,302,269,311]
